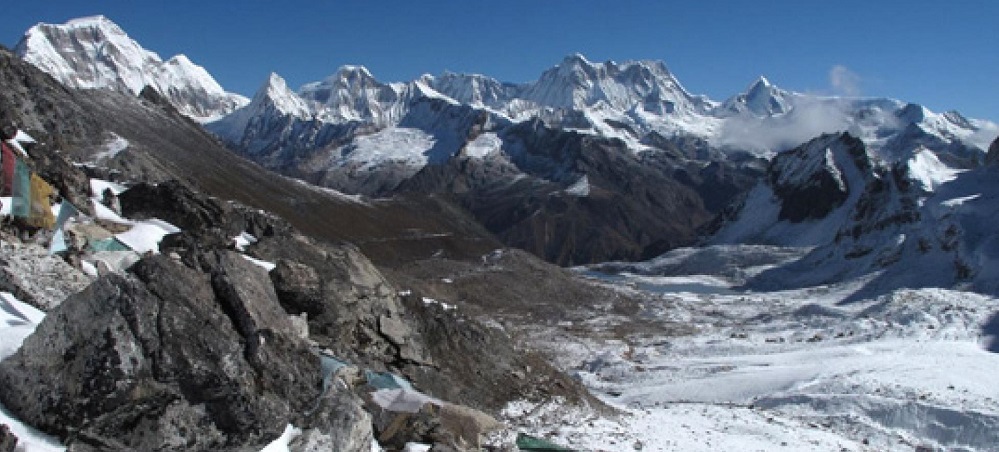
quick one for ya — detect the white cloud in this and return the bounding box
[829,65,861,97]
[714,98,853,154]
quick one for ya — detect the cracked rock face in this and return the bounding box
[0,251,370,451]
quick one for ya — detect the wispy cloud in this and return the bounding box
[713,96,905,154]
[829,65,861,97]
[714,98,851,153]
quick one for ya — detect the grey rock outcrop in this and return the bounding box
[0,240,93,311]
[0,425,16,452]
[0,250,372,451]
[290,391,372,452]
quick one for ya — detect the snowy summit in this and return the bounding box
[15,15,248,121]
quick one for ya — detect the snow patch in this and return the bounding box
[907,148,962,192]
[233,232,259,252]
[564,175,590,197]
[240,254,277,272]
[334,127,435,170]
[464,132,502,158]
[114,219,180,254]
[257,424,301,452]
[13,130,36,144]
[421,297,456,311]
[90,134,129,163]
[91,199,130,224]
[89,178,128,196]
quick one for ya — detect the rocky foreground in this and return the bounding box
[0,177,610,451]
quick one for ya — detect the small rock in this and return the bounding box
[0,424,17,452]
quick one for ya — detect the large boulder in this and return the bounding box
[0,250,371,451]
[255,234,429,368]
[119,180,243,240]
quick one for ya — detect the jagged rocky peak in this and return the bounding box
[254,72,312,117]
[719,75,792,117]
[15,15,247,120]
[205,72,312,146]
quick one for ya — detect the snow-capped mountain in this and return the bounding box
[298,65,413,126]
[520,54,716,115]
[717,76,792,117]
[15,16,247,121]
[209,52,995,176]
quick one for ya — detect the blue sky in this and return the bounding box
[5,1,997,121]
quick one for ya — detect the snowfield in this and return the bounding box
[506,248,999,451]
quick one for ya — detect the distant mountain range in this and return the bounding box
[13,16,999,268]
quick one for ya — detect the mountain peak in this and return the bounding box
[252,72,311,118]
[265,72,286,87]
[166,54,194,66]
[521,54,703,113]
[561,53,592,66]
[336,65,375,80]
[17,16,246,120]
[64,14,114,26]
[718,75,791,117]
[750,75,772,89]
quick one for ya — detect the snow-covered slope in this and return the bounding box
[533,266,999,451]
[15,16,247,121]
[711,131,999,296]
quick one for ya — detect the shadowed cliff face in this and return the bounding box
[398,122,762,266]
[987,136,999,166]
